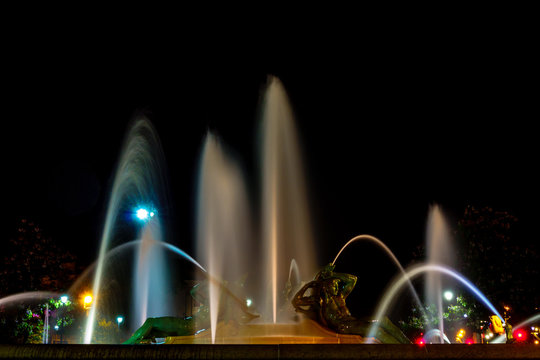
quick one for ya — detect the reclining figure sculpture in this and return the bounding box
[292,263,410,344]
[123,280,258,344]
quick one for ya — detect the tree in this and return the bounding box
[0,218,80,297]
[400,295,477,341]
[0,297,75,344]
[92,318,122,344]
[0,219,82,343]
[455,206,540,322]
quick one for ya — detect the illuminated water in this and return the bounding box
[3,76,511,346]
[196,133,252,342]
[423,329,451,344]
[332,234,426,321]
[192,76,317,343]
[84,118,173,343]
[260,76,317,323]
[287,259,301,294]
[0,291,61,307]
[367,263,504,342]
[425,205,454,343]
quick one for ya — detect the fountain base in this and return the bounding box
[165,318,373,344]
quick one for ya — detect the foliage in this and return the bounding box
[399,304,439,338]
[92,318,121,344]
[17,308,44,344]
[0,218,80,297]
[400,294,477,338]
[456,206,540,320]
[0,297,75,344]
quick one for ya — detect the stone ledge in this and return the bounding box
[1,344,539,360]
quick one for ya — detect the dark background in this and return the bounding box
[2,17,538,314]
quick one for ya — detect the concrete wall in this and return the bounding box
[1,344,539,360]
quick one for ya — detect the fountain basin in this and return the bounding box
[165,318,370,344]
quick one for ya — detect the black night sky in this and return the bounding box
[2,19,538,315]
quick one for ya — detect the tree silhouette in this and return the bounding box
[0,218,80,297]
[455,206,539,323]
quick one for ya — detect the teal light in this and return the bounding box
[135,207,156,221]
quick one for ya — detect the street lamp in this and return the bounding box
[117,316,124,329]
[60,295,69,304]
[443,290,454,301]
[83,294,93,310]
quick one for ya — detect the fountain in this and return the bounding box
[425,205,455,342]
[259,76,317,323]
[366,263,505,342]
[195,132,253,343]
[84,118,174,343]
[3,74,531,358]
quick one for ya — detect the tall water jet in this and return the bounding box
[133,219,170,329]
[85,117,173,343]
[196,133,252,342]
[425,204,454,342]
[260,76,317,323]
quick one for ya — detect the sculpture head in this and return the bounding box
[316,263,336,280]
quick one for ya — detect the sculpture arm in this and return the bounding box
[292,280,320,314]
[330,272,357,298]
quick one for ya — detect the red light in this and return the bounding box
[465,338,474,345]
[416,338,426,346]
[513,329,527,342]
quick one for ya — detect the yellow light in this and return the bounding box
[82,293,93,309]
[535,340,539,345]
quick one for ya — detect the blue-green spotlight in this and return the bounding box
[135,207,155,221]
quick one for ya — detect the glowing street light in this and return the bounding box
[117,315,124,329]
[60,295,69,304]
[83,294,93,310]
[443,290,454,301]
[456,328,465,343]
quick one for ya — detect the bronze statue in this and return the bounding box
[123,280,258,344]
[292,263,410,344]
